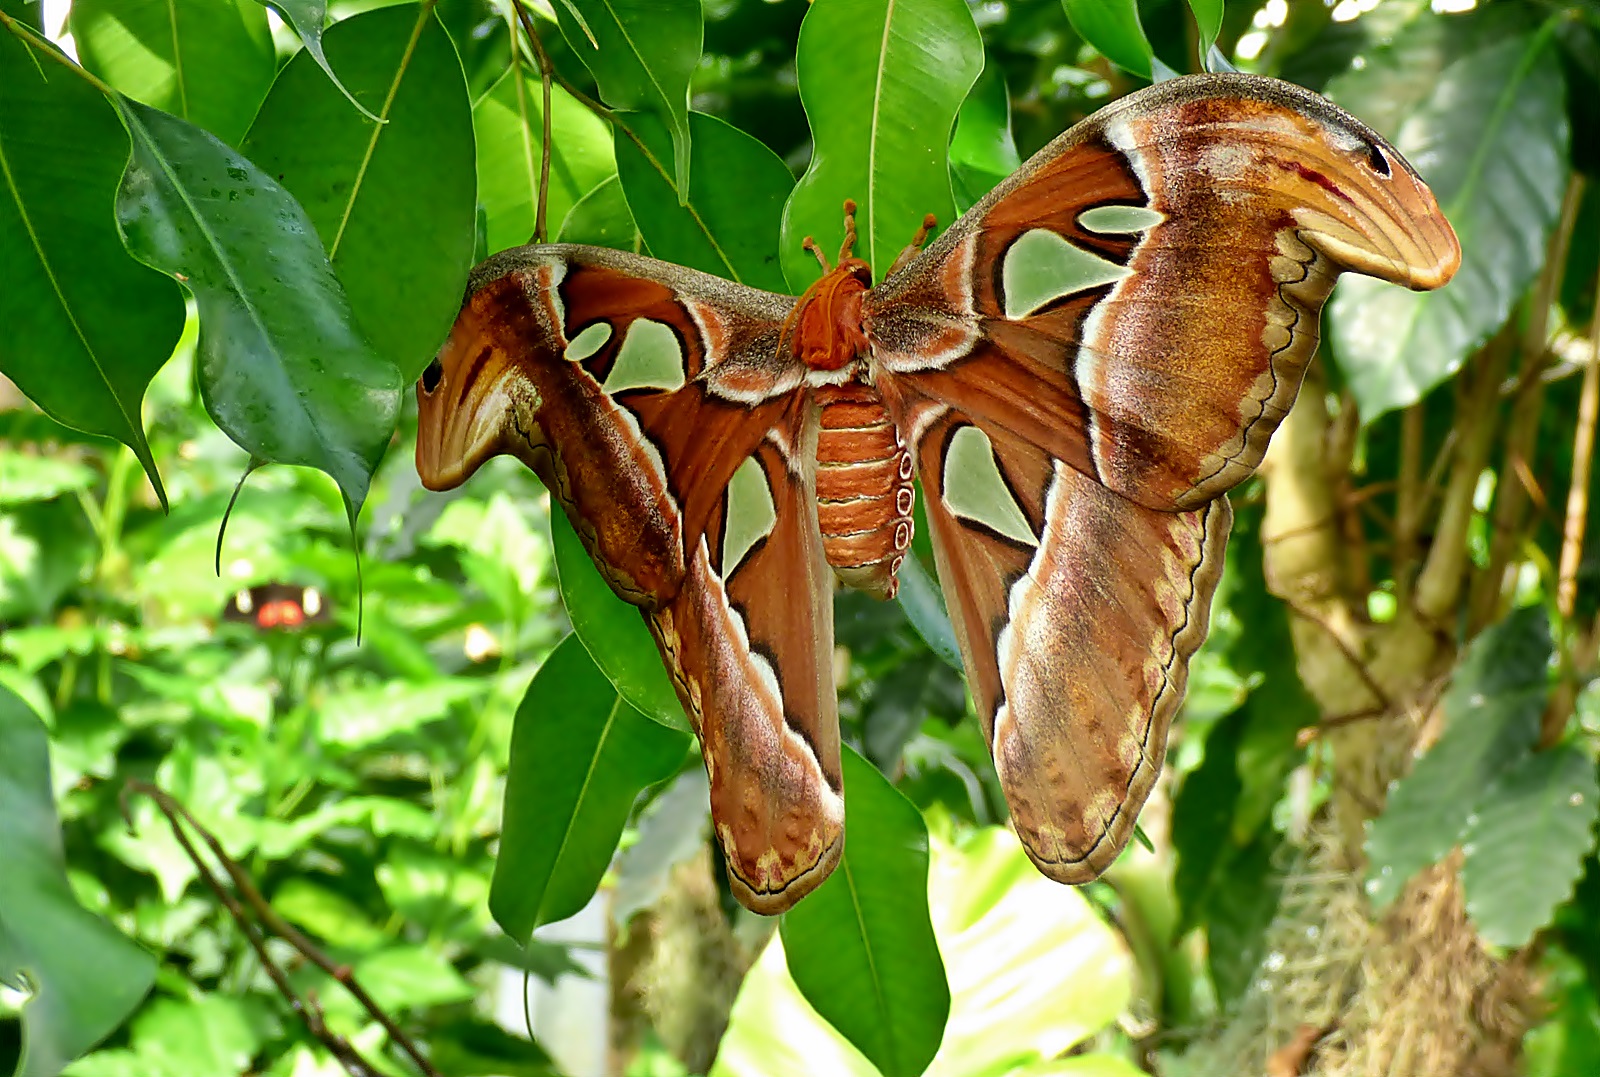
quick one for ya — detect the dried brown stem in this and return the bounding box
[1471,178,1585,630]
[1415,330,1514,625]
[1557,299,1600,620]
[125,781,440,1077]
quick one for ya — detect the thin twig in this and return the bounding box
[124,782,389,1077]
[511,0,556,243]
[125,781,441,1077]
[1395,404,1423,608]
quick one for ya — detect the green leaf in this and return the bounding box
[1329,27,1569,420]
[557,174,639,249]
[1061,0,1154,79]
[475,65,617,256]
[783,0,982,289]
[1461,745,1599,949]
[1363,605,1552,909]
[316,678,484,748]
[1171,703,1245,934]
[1187,0,1225,67]
[550,509,690,732]
[894,554,961,670]
[614,110,793,291]
[127,996,262,1077]
[0,30,183,507]
[114,97,404,519]
[716,826,1132,1077]
[240,4,476,381]
[349,944,476,1011]
[780,749,949,1077]
[69,0,275,146]
[0,686,155,1077]
[553,0,701,197]
[611,768,709,928]
[0,450,95,508]
[249,0,383,123]
[949,64,1021,213]
[1205,828,1284,1006]
[489,635,690,941]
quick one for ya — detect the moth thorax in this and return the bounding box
[813,383,915,600]
[787,259,872,371]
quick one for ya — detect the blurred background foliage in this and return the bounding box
[1,0,1599,1076]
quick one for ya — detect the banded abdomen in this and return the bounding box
[813,383,914,599]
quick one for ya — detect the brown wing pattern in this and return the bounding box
[415,244,843,911]
[871,74,1458,879]
[651,400,843,911]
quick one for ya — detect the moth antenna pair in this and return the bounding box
[801,199,863,273]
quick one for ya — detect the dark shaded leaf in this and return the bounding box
[1462,745,1599,948]
[1205,829,1285,1007]
[115,98,403,519]
[0,686,155,1077]
[0,30,183,505]
[1364,605,1552,909]
[615,110,792,291]
[490,635,690,941]
[783,0,982,289]
[70,0,275,146]
[781,749,949,1077]
[241,4,476,380]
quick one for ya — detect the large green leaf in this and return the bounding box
[0,30,183,506]
[782,0,982,289]
[717,826,1133,1077]
[550,509,689,733]
[552,0,701,196]
[240,4,477,380]
[780,749,949,1077]
[114,98,404,518]
[614,110,793,291]
[1060,0,1155,79]
[69,0,274,146]
[557,174,638,249]
[475,65,617,256]
[1363,605,1552,909]
[1328,27,1569,420]
[489,634,690,941]
[1461,745,1599,949]
[0,686,155,1077]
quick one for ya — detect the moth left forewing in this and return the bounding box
[651,400,844,914]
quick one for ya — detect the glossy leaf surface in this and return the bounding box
[615,110,793,291]
[782,0,981,289]
[489,634,689,940]
[0,30,183,505]
[1061,0,1154,78]
[115,98,403,516]
[70,0,275,146]
[780,749,949,1077]
[241,4,477,380]
[249,0,381,122]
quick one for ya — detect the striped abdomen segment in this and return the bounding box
[813,383,914,599]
